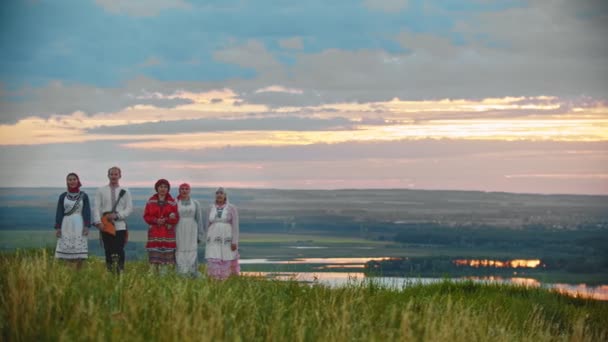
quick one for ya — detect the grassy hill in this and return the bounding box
[1,250,607,341]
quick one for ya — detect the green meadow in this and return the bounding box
[1,250,607,342]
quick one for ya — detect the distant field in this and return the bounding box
[0,229,600,259]
[0,230,387,247]
[123,231,392,245]
[0,230,596,260]
[0,230,543,259]
[3,229,607,284]
[2,187,608,232]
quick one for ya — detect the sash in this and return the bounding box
[63,192,82,216]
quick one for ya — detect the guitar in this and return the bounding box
[101,212,116,236]
[100,189,127,236]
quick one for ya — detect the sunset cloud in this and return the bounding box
[1,95,606,147]
[1,0,607,193]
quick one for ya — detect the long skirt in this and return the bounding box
[146,225,176,264]
[205,221,239,279]
[207,253,240,280]
[55,214,88,259]
[176,217,198,274]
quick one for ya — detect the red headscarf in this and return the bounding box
[154,179,171,192]
[66,173,82,193]
[177,183,191,200]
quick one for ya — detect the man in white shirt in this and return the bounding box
[93,166,133,273]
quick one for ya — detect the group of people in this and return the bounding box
[53,166,240,280]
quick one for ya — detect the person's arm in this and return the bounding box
[54,193,65,229]
[194,200,205,242]
[82,193,92,227]
[92,189,102,225]
[143,202,157,225]
[116,189,133,220]
[204,206,212,234]
[230,205,239,246]
[167,203,179,225]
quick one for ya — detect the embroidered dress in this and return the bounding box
[55,193,88,259]
[175,199,203,275]
[205,203,239,279]
[144,194,179,264]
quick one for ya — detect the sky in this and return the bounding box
[0,0,607,194]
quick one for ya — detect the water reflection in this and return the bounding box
[315,265,366,269]
[242,272,366,283]
[239,257,607,301]
[241,272,608,301]
[453,259,542,268]
[239,257,394,265]
[287,246,329,249]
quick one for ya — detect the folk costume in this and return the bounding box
[205,187,240,280]
[93,181,133,273]
[175,183,204,276]
[54,173,91,260]
[144,179,180,265]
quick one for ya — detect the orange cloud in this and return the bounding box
[1,94,606,147]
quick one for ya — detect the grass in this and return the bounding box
[1,249,607,341]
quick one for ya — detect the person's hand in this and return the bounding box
[111,213,119,221]
[55,229,61,238]
[169,213,176,219]
[157,217,166,225]
[95,223,103,230]
[231,243,237,251]
[83,227,89,236]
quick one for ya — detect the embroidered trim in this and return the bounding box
[63,192,82,216]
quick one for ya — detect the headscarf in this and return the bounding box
[177,183,191,200]
[66,172,82,193]
[154,179,171,192]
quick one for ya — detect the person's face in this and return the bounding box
[215,190,226,203]
[67,175,79,188]
[157,184,169,196]
[108,169,121,183]
[179,187,190,198]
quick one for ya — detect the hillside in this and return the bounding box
[1,250,607,341]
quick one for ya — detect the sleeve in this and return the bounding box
[143,202,157,225]
[93,189,102,224]
[230,205,239,245]
[194,200,205,242]
[203,205,211,234]
[167,203,179,225]
[82,193,92,227]
[54,193,65,229]
[116,189,133,220]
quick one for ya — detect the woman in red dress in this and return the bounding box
[144,179,179,269]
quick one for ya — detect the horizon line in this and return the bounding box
[0,186,606,197]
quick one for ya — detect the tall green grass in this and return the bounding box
[1,249,607,341]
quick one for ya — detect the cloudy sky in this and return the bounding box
[1,0,607,194]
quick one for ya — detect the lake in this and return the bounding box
[239,257,608,301]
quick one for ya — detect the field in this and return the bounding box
[2,229,608,285]
[1,250,607,342]
[1,188,607,291]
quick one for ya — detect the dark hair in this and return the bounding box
[155,179,170,192]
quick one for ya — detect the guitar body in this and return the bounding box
[101,212,116,236]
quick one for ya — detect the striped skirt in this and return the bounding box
[145,225,176,264]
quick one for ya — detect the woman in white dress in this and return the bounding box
[175,183,204,277]
[205,187,240,280]
[54,173,91,269]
